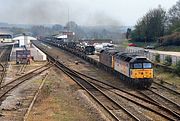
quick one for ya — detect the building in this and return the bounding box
[52,31,75,40]
[13,35,37,47]
[10,34,47,62]
[0,33,13,43]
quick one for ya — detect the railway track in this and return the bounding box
[93,82,180,121]
[70,68,180,117]
[54,60,144,121]
[150,88,180,110]
[153,80,180,95]
[155,77,180,88]
[0,45,12,85]
[32,41,180,120]
[75,68,180,120]
[51,59,180,121]
[16,63,27,76]
[151,82,180,104]
[0,63,53,102]
[0,65,6,86]
[138,88,180,113]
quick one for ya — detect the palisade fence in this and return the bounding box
[126,47,180,66]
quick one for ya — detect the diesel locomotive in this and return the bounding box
[100,49,153,88]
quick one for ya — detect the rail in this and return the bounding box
[0,45,12,85]
[0,63,52,100]
[32,41,180,120]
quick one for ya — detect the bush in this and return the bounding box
[175,60,180,75]
[164,55,172,66]
[159,32,180,46]
[155,54,160,63]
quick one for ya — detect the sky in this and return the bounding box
[0,0,178,26]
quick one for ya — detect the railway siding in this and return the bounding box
[0,62,50,121]
[31,40,178,120]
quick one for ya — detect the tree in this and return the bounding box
[131,6,166,42]
[9,27,28,35]
[52,24,63,31]
[65,21,78,31]
[167,0,180,33]
[175,60,180,75]
[126,28,131,39]
[155,53,160,63]
[30,26,52,36]
[164,55,172,66]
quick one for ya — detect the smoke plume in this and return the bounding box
[0,0,122,26]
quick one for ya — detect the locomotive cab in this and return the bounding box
[114,53,153,88]
[130,57,153,79]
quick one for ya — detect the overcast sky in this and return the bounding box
[0,0,178,26]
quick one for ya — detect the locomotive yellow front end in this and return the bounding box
[130,58,153,88]
[114,52,153,88]
[130,69,153,79]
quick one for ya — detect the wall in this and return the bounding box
[126,47,180,65]
[10,43,47,62]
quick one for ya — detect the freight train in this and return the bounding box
[42,38,153,88]
[100,49,153,88]
[76,44,95,55]
[43,37,95,55]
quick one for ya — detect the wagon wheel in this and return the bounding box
[0,63,4,72]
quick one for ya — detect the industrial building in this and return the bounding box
[13,35,36,47]
[10,34,46,63]
[52,31,75,40]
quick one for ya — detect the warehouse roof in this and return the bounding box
[13,36,37,41]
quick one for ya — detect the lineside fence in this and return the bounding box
[126,47,180,66]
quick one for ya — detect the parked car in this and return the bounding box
[144,45,155,49]
[128,43,136,47]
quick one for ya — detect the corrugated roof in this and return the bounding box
[13,36,37,40]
